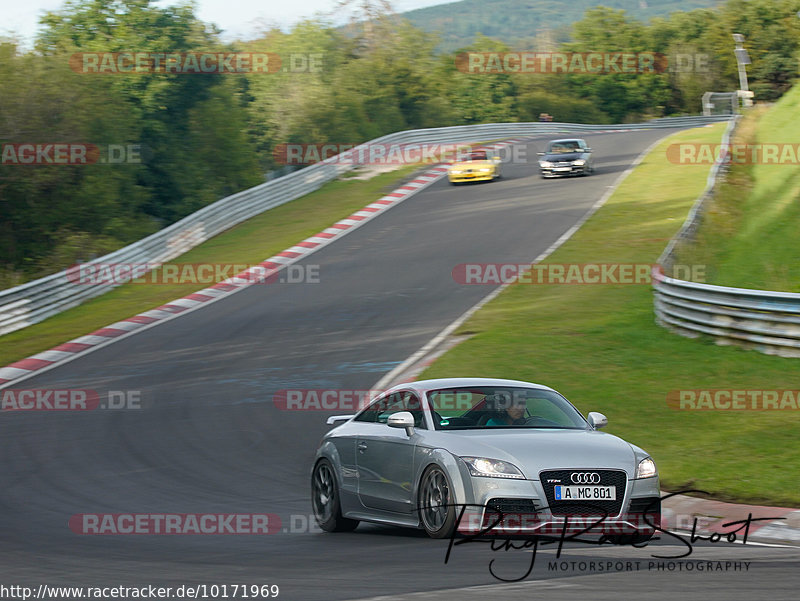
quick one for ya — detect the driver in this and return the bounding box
[486,397,527,426]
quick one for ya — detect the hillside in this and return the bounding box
[402,0,723,51]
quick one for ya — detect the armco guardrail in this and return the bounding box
[0,116,730,336]
[653,115,800,358]
[653,273,800,357]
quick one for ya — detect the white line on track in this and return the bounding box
[373,130,679,391]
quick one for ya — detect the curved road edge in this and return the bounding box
[369,127,800,548]
[0,140,525,391]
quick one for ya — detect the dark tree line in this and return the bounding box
[1,0,797,287]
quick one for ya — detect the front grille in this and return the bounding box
[540,469,626,516]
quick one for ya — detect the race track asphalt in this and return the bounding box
[3,127,797,600]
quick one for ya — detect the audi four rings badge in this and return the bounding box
[570,472,601,484]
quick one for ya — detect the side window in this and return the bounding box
[354,392,426,428]
[375,393,411,423]
[527,396,575,426]
[402,392,426,429]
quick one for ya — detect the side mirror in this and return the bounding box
[584,147,592,153]
[387,411,416,436]
[587,412,608,429]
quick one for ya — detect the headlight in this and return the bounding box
[636,457,657,479]
[479,168,492,173]
[572,159,586,166]
[539,161,553,168]
[449,169,461,174]
[461,456,525,479]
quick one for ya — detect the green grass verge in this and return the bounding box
[0,164,423,367]
[674,85,800,290]
[420,121,800,507]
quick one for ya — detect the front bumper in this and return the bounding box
[455,472,660,537]
[540,165,587,177]
[457,508,660,537]
[449,171,495,183]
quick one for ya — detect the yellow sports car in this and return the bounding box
[447,150,502,184]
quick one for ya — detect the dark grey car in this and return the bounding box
[538,138,594,177]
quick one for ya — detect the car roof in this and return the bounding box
[386,377,556,395]
[547,138,585,144]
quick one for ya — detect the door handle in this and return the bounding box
[357,442,368,453]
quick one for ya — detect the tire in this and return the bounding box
[311,458,358,532]
[418,465,457,539]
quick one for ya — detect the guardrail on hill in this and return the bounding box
[0,115,731,337]
[653,116,800,358]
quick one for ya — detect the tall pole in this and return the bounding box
[732,34,753,108]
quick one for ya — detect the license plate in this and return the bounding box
[554,167,571,172]
[554,485,616,501]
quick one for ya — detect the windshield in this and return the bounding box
[427,386,588,430]
[463,151,488,161]
[547,142,581,154]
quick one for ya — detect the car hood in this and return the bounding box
[541,152,584,162]
[449,160,495,169]
[425,429,638,478]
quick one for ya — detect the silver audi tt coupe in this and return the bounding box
[311,377,660,541]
